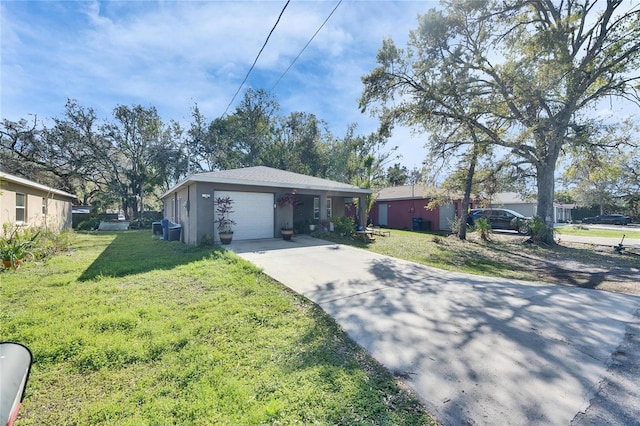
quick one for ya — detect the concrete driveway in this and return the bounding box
[229,236,640,425]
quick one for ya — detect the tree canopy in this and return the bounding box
[1,90,398,217]
[360,0,640,242]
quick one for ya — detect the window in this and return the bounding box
[326,198,332,219]
[16,193,26,222]
[42,197,47,215]
[313,197,320,220]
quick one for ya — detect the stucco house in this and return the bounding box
[371,187,575,232]
[0,171,77,231]
[369,185,467,232]
[161,166,372,244]
[487,192,574,223]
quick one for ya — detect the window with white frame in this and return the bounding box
[16,193,26,222]
[313,197,320,220]
[326,198,332,219]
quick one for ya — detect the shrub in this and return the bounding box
[529,216,555,244]
[1,223,75,269]
[474,218,491,241]
[329,216,355,236]
[77,218,101,231]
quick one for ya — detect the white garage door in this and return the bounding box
[215,191,274,241]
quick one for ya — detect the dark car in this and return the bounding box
[467,208,531,234]
[582,214,631,225]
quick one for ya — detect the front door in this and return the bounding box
[378,204,388,226]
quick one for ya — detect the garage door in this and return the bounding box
[215,191,274,240]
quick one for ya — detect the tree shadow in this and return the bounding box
[301,256,640,425]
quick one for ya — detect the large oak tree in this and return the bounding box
[360,0,640,243]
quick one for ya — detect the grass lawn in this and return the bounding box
[317,228,640,293]
[555,225,640,239]
[1,231,434,425]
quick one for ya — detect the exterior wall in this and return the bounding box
[371,199,440,231]
[490,202,536,218]
[0,180,74,231]
[163,182,364,244]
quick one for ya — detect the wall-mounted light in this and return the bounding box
[202,193,211,199]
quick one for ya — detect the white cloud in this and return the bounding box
[1,0,435,167]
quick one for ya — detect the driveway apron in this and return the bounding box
[230,236,640,425]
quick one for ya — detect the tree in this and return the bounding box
[265,112,330,176]
[103,105,180,218]
[562,121,638,213]
[360,0,640,243]
[387,163,408,186]
[0,100,114,205]
[231,88,279,167]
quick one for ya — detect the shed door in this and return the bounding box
[215,191,274,240]
[378,204,388,226]
[439,203,455,231]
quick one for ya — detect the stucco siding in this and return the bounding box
[0,178,74,231]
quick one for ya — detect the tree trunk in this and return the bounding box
[536,160,556,244]
[458,148,478,240]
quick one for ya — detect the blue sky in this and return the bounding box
[1,0,437,172]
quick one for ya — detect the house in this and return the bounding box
[370,185,467,231]
[371,186,576,232]
[0,172,77,231]
[160,166,372,244]
[487,192,574,223]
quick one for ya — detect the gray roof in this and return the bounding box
[163,166,371,197]
[376,185,449,201]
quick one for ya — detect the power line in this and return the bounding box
[223,0,291,116]
[271,0,343,91]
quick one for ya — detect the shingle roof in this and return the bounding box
[376,185,446,201]
[163,166,371,197]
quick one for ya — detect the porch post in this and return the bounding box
[358,195,366,228]
[319,194,327,223]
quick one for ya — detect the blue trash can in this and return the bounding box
[161,219,169,240]
[412,217,423,231]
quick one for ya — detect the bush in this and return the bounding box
[474,218,491,241]
[529,216,555,244]
[77,218,101,231]
[1,223,74,269]
[329,216,355,236]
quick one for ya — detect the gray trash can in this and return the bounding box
[0,342,33,426]
[168,225,182,242]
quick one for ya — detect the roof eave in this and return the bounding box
[161,175,371,199]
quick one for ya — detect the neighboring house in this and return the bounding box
[0,172,77,231]
[161,166,372,244]
[486,192,574,223]
[370,185,467,231]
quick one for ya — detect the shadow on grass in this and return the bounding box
[79,231,222,281]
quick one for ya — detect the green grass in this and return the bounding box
[1,230,433,425]
[317,228,639,286]
[319,229,535,281]
[555,225,640,239]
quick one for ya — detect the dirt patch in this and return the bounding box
[463,233,640,295]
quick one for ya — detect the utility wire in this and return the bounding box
[223,0,291,116]
[271,0,342,91]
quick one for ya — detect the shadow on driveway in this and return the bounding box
[232,236,640,425]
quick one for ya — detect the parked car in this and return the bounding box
[581,214,631,225]
[467,208,532,234]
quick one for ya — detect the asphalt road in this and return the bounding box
[230,236,640,426]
